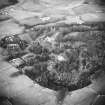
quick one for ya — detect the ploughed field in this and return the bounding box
[0,21,105,92]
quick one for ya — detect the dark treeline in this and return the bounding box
[0,0,18,9]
